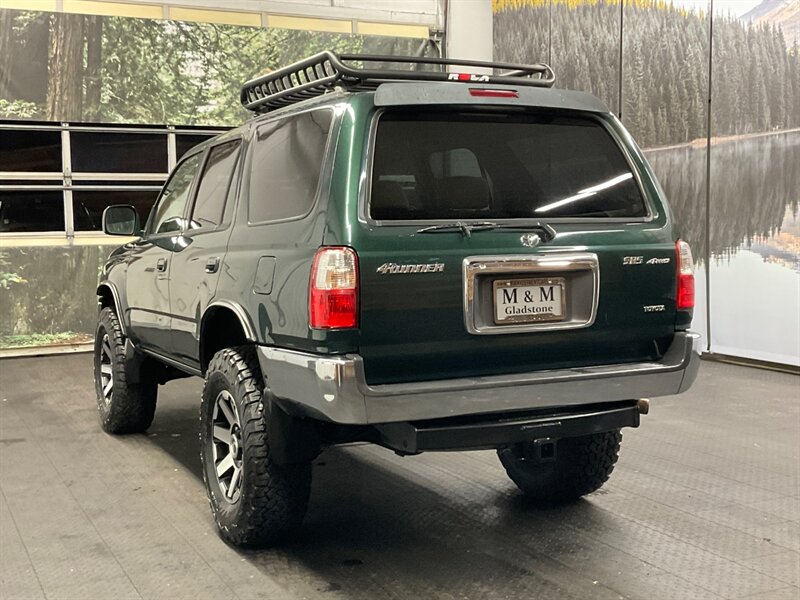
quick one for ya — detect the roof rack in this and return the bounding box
[240,51,556,114]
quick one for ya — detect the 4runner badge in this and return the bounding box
[376,262,445,275]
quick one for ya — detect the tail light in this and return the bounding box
[676,240,695,310]
[309,246,358,329]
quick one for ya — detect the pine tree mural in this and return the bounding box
[494,0,800,147]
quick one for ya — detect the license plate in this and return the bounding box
[493,277,566,324]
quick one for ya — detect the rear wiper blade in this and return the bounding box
[416,221,556,241]
[416,221,497,238]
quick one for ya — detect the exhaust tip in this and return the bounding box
[637,398,650,415]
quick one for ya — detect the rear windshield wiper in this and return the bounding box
[416,221,556,241]
[416,221,496,238]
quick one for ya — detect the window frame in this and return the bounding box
[361,108,658,226]
[0,121,229,241]
[184,137,243,235]
[244,105,337,227]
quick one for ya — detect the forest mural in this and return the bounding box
[495,0,800,365]
[0,9,427,125]
[0,8,427,349]
[0,246,111,348]
[494,0,800,148]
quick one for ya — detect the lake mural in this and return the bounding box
[649,132,800,366]
[495,0,800,366]
[648,132,799,263]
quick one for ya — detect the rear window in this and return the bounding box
[370,111,647,220]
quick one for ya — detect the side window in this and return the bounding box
[189,140,241,231]
[248,109,332,223]
[148,152,202,235]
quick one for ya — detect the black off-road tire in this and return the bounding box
[200,346,311,547]
[94,307,157,434]
[498,430,622,505]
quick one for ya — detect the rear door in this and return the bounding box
[356,109,678,385]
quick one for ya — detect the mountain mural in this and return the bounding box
[742,0,800,45]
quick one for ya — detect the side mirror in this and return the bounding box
[103,205,140,236]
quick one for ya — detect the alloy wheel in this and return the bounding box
[99,333,114,405]
[211,390,243,502]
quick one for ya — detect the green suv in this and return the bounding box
[94,52,700,547]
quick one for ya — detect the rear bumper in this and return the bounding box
[256,331,701,425]
[374,403,641,454]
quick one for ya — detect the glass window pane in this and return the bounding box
[370,111,647,220]
[190,141,240,230]
[0,130,62,172]
[0,192,64,232]
[148,153,202,235]
[71,131,168,173]
[176,134,216,161]
[72,190,160,232]
[248,110,332,223]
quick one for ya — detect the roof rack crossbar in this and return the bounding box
[240,51,555,114]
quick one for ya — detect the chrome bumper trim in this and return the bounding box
[256,331,701,425]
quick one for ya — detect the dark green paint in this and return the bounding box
[100,89,691,381]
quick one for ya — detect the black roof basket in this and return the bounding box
[240,51,556,114]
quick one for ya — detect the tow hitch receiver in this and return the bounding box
[524,438,557,462]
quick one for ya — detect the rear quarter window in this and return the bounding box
[370,111,647,221]
[248,109,333,223]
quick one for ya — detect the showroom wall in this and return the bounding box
[0,4,431,350]
[2,1,798,367]
[494,0,800,366]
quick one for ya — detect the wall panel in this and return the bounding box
[708,0,800,365]
[623,0,710,348]
[495,0,800,366]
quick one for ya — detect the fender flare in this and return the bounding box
[202,300,257,342]
[97,282,127,336]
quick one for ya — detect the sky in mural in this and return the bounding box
[672,0,762,16]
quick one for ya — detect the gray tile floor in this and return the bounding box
[0,354,798,600]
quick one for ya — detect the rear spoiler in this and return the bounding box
[373,82,609,113]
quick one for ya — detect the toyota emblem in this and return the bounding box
[520,233,541,248]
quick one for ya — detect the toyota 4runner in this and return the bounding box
[94,52,700,547]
